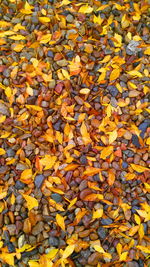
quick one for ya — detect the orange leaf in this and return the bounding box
[138,224,144,240]
[80,121,92,145]
[108,169,115,186]
[83,167,101,176]
[100,146,113,160]
[56,214,65,231]
[84,193,103,201]
[0,253,15,266]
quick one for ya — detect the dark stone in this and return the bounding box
[123,149,134,157]
[101,218,113,225]
[138,259,144,267]
[7,242,16,253]
[6,148,15,157]
[47,50,54,57]
[80,155,87,165]
[107,85,118,97]
[131,199,139,206]
[97,227,107,239]
[139,120,150,138]
[122,161,128,169]
[21,248,38,258]
[53,119,62,131]
[34,174,45,188]
[15,180,25,190]
[131,206,140,214]
[51,193,62,203]
[66,51,74,59]
[131,134,140,148]
[48,236,59,247]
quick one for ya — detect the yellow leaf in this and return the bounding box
[109,129,118,144]
[10,193,15,205]
[127,70,142,77]
[12,44,24,52]
[116,243,122,256]
[144,182,150,193]
[62,244,75,259]
[29,262,40,267]
[136,245,150,254]
[100,146,113,160]
[0,192,7,200]
[93,15,103,25]
[22,194,38,211]
[0,253,15,266]
[56,131,63,144]
[26,105,42,111]
[125,173,136,180]
[39,17,51,23]
[128,225,139,236]
[93,245,105,253]
[108,169,115,186]
[119,251,128,261]
[109,68,120,81]
[40,34,52,44]
[114,33,122,47]
[0,115,6,123]
[21,2,34,14]
[134,214,141,225]
[79,5,93,13]
[83,167,101,176]
[20,169,32,182]
[6,158,16,165]
[62,69,70,80]
[9,35,26,40]
[80,88,90,94]
[0,148,5,155]
[56,214,65,231]
[80,121,91,145]
[60,0,71,6]
[40,155,57,170]
[138,224,144,240]
[93,208,103,219]
[68,197,77,209]
[131,164,149,173]
[144,47,150,55]
[97,4,109,11]
[0,21,12,27]
[46,249,58,259]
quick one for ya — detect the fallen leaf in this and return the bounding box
[22,194,38,211]
[56,214,65,231]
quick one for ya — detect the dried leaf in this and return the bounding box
[0,148,5,155]
[119,251,128,261]
[108,169,115,186]
[109,129,118,144]
[80,121,92,145]
[134,214,141,225]
[93,208,103,219]
[20,169,32,182]
[79,5,93,13]
[100,146,113,160]
[62,244,75,259]
[136,245,150,254]
[39,17,51,23]
[22,194,38,211]
[0,253,15,266]
[131,164,149,173]
[109,68,120,81]
[56,214,65,231]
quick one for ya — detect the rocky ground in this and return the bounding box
[0,0,150,266]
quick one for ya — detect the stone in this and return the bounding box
[88,252,101,265]
[132,134,140,148]
[0,102,10,116]
[66,14,74,23]
[101,218,113,225]
[15,180,25,190]
[47,50,54,57]
[129,90,140,97]
[53,119,62,131]
[57,59,68,67]
[48,236,59,247]
[124,131,132,140]
[6,224,16,236]
[126,261,139,267]
[107,85,119,97]
[34,174,45,188]
[139,120,150,138]
[97,227,107,239]
[51,193,62,203]
[7,148,15,157]
[126,40,141,55]
[32,221,44,235]
[80,155,87,165]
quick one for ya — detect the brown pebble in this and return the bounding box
[80,189,92,200]
[79,230,90,238]
[88,252,101,265]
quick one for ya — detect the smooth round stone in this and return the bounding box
[97,227,107,239]
[48,236,59,247]
[101,218,113,225]
[47,50,54,57]
[66,14,74,23]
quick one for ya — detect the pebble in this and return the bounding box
[80,155,87,165]
[80,189,92,200]
[51,193,62,203]
[15,180,25,190]
[57,59,68,67]
[107,85,119,97]
[124,131,132,140]
[126,40,141,55]
[132,134,140,148]
[6,148,15,157]
[139,120,150,138]
[53,119,62,131]
[88,252,101,265]
[6,224,16,235]
[101,218,113,225]
[48,236,59,247]
[34,174,45,189]
[66,14,74,23]
[0,102,10,116]
[126,262,139,267]
[32,222,44,236]
[97,227,107,239]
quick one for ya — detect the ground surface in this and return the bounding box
[0,0,150,266]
